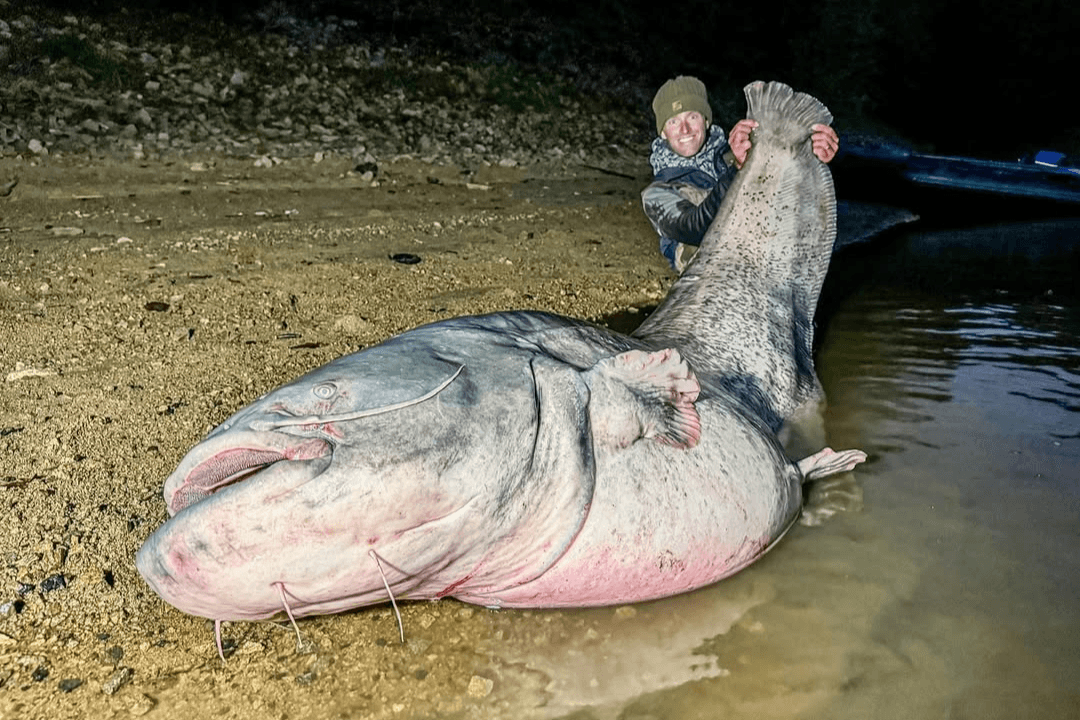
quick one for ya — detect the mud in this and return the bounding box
[0,152,674,719]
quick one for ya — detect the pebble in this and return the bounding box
[6,366,57,382]
[39,574,67,593]
[467,675,494,698]
[0,8,645,171]
[102,666,133,695]
[332,314,371,335]
[59,677,83,692]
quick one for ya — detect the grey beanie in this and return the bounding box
[652,76,712,135]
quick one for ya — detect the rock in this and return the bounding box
[333,314,371,335]
[467,675,494,698]
[39,574,66,593]
[0,6,646,176]
[101,666,133,695]
[6,366,57,382]
[58,678,83,692]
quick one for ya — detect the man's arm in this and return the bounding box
[641,172,732,248]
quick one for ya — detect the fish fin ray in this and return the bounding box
[586,348,701,450]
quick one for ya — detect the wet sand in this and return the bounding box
[0,152,671,719]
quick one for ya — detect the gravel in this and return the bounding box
[0,4,650,173]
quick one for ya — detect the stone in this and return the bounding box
[101,666,132,695]
[467,675,493,698]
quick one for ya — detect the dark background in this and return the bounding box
[11,0,1080,159]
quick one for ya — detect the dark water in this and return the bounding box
[478,219,1080,719]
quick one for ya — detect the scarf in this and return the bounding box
[648,124,728,184]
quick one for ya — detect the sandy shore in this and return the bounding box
[1,151,674,719]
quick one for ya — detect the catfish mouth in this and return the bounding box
[166,435,333,515]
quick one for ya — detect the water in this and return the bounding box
[478,221,1080,719]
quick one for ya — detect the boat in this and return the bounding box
[831,136,1080,225]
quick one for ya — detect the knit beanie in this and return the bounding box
[652,76,712,135]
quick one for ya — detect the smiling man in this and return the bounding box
[642,76,839,271]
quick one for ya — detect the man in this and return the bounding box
[642,76,839,272]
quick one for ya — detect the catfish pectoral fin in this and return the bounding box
[585,348,701,450]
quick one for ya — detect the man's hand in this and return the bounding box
[811,124,839,163]
[728,119,757,168]
[730,120,840,168]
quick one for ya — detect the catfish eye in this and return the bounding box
[313,383,337,399]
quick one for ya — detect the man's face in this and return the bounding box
[662,110,707,158]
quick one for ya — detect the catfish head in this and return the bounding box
[135,326,603,624]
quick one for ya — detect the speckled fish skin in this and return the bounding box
[635,81,837,432]
[136,82,852,622]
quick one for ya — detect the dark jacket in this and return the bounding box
[641,127,739,267]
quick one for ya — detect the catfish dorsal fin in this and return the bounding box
[585,348,701,450]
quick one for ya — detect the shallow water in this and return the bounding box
[474,222,1080,719]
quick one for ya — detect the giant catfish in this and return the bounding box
[136,82,866,651]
